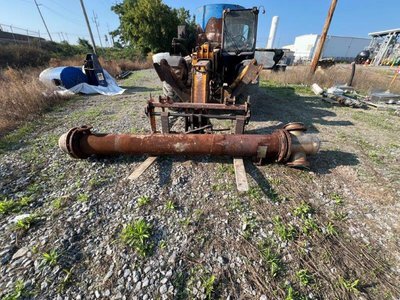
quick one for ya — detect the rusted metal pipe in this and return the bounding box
[59,123,320,168]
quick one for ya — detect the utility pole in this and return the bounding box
[34,0,53,41]
[107,23,115,47]
[92,11,104,48]
[310,0,338,73]
[79,0,97,54]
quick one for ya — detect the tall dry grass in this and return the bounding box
[1,56,152,135]
[261,64,400,94]
[49,56,152,77]
[0,68,64,133]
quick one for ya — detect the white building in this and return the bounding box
[292,34,370,62]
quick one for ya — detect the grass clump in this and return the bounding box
[137,195,150,207]
[330,192,343,205]
[325,222,338,236]
[42,249,59,266]
[293,201,313,218]
[242,215,258,239]
[76,193,89,203]
[247,186,263,201]
[165,200,176,211]
[15,214,39,231]
[202,274,216,299]
[301,217,319,235]
[121,219,153,257]
[296,269,314,286]
[338,276,360,294]
[2,280,30,300]
[273,216,296,241]
[0,196,31,215]
[259,241,282,278]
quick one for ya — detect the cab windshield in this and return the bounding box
[223,10,257,53]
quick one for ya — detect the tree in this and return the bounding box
[111,0,193,54]
[77,38,93,52]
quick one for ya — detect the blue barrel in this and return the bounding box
[195,4,244,31]
[39,66,88,89]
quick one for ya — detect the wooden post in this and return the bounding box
[310,0,338,74]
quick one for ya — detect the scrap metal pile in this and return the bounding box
[59,4,320,177]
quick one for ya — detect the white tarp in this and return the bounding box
[55,70,125,96]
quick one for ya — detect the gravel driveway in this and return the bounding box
[1,69,399,299]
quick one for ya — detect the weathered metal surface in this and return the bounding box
[153,59,191,102]
[149,98,248,111]
[146,98,250,134]
[191,60,211,104]
[59,124,320,168]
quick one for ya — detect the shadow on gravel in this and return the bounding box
[158,157,173,186]
[245,160,274,191]
[309,150,359,174]
[250,85,354,133]
[119,86,162,94]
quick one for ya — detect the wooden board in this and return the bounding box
[233,158,249,192]
[127,156,158,181]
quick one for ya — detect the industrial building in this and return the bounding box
[284,34,370,63]
[368,28,400,66]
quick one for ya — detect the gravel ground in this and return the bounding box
[0,69,399,299]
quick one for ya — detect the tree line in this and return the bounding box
[111,0,197,54]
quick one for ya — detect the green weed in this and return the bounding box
[247,186,263,201]
[89,177,106,189]
[0,196,31,215]
[293,201,313,218]
[26,183,41,195]
[121,219,153,257]
[284,285,299,300]
[58,268,74,292]
[159,240,167,249]
[216,163,234,177]
[301,217,319,235]
[326,222,338,236]
[330,193,343,205]
[179,217,191,228]
[242,215,258,239]
[42,249,59,266]
[52,198,63,210]
[338,276,360,294]
[228,197,245,213]
[332,211,348,221]
[273,216,296,241]
[2,280,29,300]
[269,177,282,186]
[211,183,233,192]
[15,214,39,231]
[202,274,216,299]
[137,195,150,207]
[0,123,34,153]
[296,269,314,286]
[259,241,282,277]
[76,193,89,203]
[165,200,176,211]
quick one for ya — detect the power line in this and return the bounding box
[92,10,104,48]
[40,3,82,24]
[33,0,53,41]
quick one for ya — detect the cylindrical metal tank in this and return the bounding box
[267,16,279,49]
[39,67,88,89]
[195,4,244,30]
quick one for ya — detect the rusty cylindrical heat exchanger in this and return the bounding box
[58,123,320,168]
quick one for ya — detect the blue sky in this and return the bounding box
[0,0,398,47]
